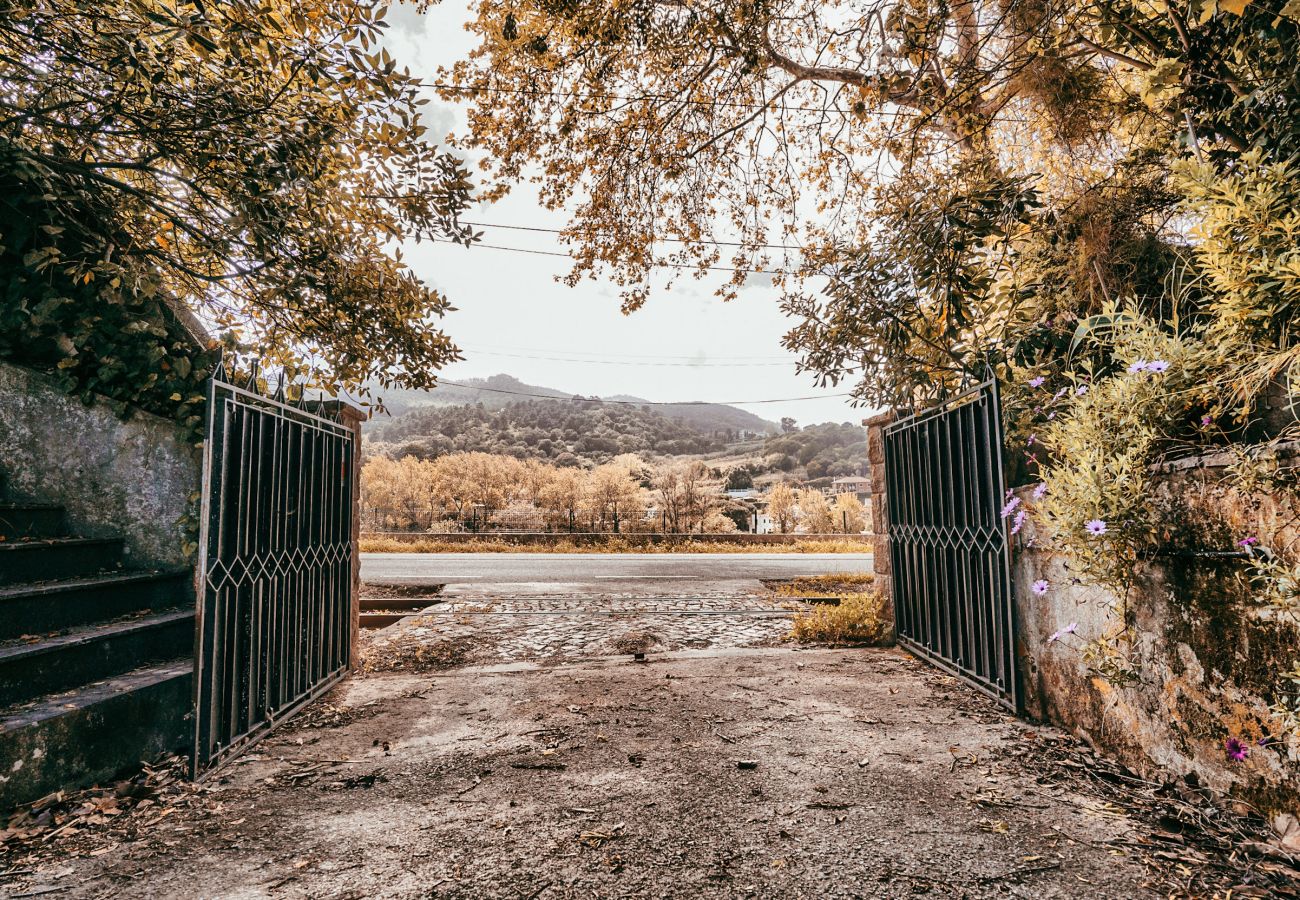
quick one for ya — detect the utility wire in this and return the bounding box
[466,344,794,361]
[434,378,852,406]
[463,349,796,367]
[433,238,794,277]
[460,220,806,252]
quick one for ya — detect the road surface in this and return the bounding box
[360,551,874,588]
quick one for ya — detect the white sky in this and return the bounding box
[383,3,869,427]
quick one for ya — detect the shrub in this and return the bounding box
[789,591,892,645]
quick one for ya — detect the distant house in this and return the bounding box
[828,476,871,500]
[724,488,756,500]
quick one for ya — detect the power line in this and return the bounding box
[434,378,852,406]
[460,219,805,252]
[462,349,796,367]
[433,238,793,277]
[464,343,794,361]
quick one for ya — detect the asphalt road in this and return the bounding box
[360,552,873,587]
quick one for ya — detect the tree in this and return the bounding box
[798,489,837,534]
[1,0,474,412]
[833,492,868,534]
[539,467,586,532]
[780,418,799,434]
[724,467,755,491]
[766,483,799,535]
[589,457,645,532]
[442,0,1300,407]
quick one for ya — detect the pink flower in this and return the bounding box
[1127,360,1149,373]
[1011,509,1028,535]
[1085,519,1107,536]
[1032,482,1048,500]
[1032,579,1050,596]
[1028,376,1046,388]
[1000,496,1022,519]
[1047,622,1077,643]
[1076,384,1089,395]
[1201,415,1214,427]
[1147,360,1170,373]
[1238,536,1258,548]
[1225,737,1250,762]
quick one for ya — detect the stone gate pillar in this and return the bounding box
[863,411,895,618]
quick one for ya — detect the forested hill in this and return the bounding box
[367,397,753,464]
[369,374,778,437]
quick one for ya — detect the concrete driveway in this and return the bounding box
[37,648,1160,899]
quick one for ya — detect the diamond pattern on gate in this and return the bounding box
[205,542,351,591]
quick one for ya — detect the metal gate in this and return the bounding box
[883,378,1019,711]
[193,365,358,773]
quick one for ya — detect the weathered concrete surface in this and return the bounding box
[0,359,199,567]
[1011,462,1300,836]
[32,648,1160,898]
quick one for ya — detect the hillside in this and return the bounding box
[368,397,740,464]
[368,374,778,437]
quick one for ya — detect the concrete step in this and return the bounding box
[0,570,192,642]
[360,612,412,630]
[0,660,192,810]
[0,502,64,540]
[0,610,195,707]
[0,537,124,586]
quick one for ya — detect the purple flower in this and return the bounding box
[1027,433,1037,446]
[1225,737,1250,762]
[1147,360,1170,373]
[1201,415,1214,427]
[1239,536,1258,548]
[1011,509,1028,535]
[1047,411,1056,420]
[1076,384,1089,396]
[1053,388,1068,401]
[1032,579,1050,596]
[1127,360,1149,374]
[1047,621,1077,643]
[1085,519,1107,536]
[1000,496,1022,519]
[1028,376,1046,388]
[1032,482,1048,500]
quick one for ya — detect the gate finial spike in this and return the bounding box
[273,372,286,403]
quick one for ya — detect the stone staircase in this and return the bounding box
[0,476,195,809]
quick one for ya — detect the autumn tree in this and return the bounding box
[539,466,586,532]
[766,483,799,535]
[798,489,837,534]
[833,492,868,534]
[1,0,474,420]
[361,456,441,530]
[588,456,647,532]
[440,0,1300,408]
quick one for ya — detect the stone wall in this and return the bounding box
[1010,450,1300,835]
[0,359,200,568]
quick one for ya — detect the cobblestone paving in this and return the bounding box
[366,588,809,665]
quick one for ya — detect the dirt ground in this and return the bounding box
[7,576,1293,899]
[17,645,1176,899]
